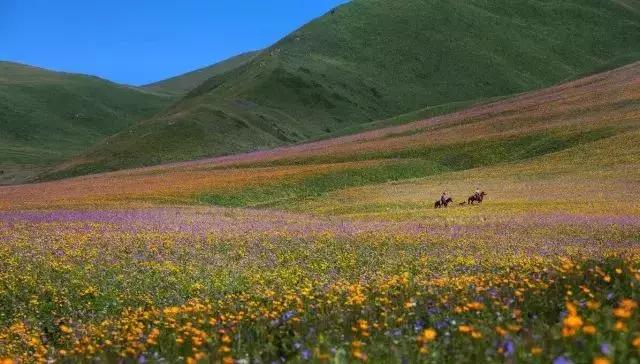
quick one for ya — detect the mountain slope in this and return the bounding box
[50,0,640,177]
[142,51,260,95]
[0,62,175,183]
[4,61,640,210]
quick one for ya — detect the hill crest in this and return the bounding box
[47,0,640,179]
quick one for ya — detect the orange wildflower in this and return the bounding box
[593,357,610,364]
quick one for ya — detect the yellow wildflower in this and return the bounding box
[531,346,543,355]
[562,302,583,337]
[615,320,627,332]
[419,328,437,342]
[593,357,610,364]
[586,301,601,310]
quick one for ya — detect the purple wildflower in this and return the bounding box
[301,349,311,360]
[553,356,573,364]
[501,340,515,356]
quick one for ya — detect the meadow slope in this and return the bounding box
[0,62,175,184]
[49,0,640,177]
[0,63,639,363]
[141,51,260,95]
[6,61,639,213]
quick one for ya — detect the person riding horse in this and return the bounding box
[468,189,487,204]
[435,191,453,208]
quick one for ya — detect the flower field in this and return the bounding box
[0,207,639,363]
[0,64,639,363]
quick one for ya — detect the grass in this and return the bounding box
[301,123,640,219]
[0,62,175,184]
[141,51,261,95]
[49,0,640,177]
[197,127,618,208]
[8,61,640,211]
[0,57,640,364]
[306,96,508,142]
[1,206,639,362]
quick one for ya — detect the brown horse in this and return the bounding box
[434,197,453,209]
[468,191,487,205]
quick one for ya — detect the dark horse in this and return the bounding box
[468,191,487,205]
[434,197,453,209]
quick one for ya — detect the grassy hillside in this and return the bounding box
[50,0,640,177]
[1,63,640,363]
[141,51,260,95]
[6,61,639,211]
[0,62,175,184]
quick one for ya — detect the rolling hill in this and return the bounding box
[0,62,175,184]
[4,61,638,212]
[47,0,640,178]
[141,51,260,95]
[2,58,640,363]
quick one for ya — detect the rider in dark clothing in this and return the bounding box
[440,191,448,205]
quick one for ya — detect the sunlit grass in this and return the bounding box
[0,58,639,364]
[0,208,639,362]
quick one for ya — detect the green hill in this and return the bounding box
[142,51,260,95]
[0,62,176,183]
[47,0,640,178]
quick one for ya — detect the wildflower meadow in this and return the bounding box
[0,206,639,363]
[0,62,639,363]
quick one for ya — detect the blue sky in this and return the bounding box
[1,0,347,85]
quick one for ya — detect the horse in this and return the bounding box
[468,191,487,205]
[434,197,453,209]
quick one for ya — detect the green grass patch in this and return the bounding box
[0,62,175,178]
[307,96,508,141]
[198,159,442,208]
[197,127,618,207]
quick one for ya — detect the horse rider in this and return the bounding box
[474,187,481,199]
[440,191,448,205]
